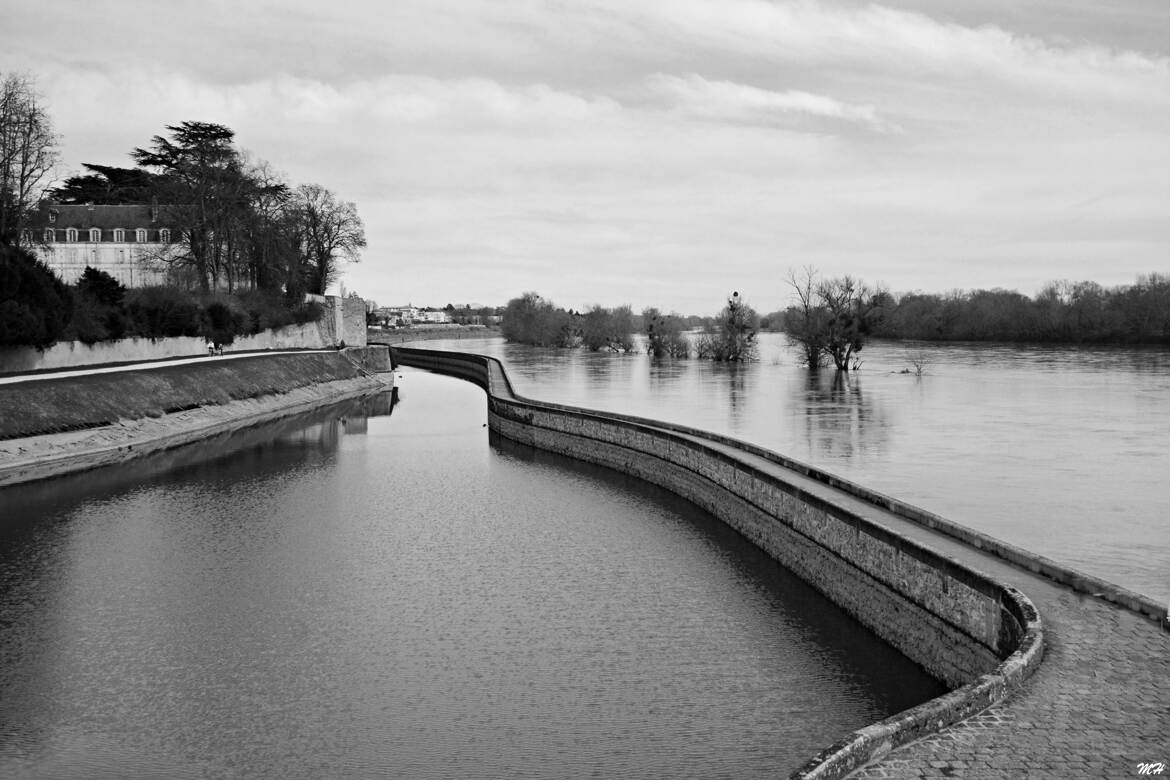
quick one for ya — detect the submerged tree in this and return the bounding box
[642,307,689,358]
[695,292,759,361]
[580,304,635,352]
[783,267,885,371]
[500,291,576,347]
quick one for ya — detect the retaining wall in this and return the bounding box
[393,346,1045,780]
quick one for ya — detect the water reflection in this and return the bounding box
[797,371,887,462]
[0,389,398,523]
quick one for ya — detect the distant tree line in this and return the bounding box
[766,269,1170,371]
[501,291,759,361]
[868,276,1170,344]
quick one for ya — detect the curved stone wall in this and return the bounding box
[392,346,1044,778]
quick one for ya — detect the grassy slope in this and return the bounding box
[0,352,365,441]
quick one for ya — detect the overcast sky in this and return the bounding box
[4,0,1168,314]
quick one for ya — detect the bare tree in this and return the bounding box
[0,73,59,246]
[783,265,829,368]
[817,274,882,371]
[292,183,366,295]
[783,267,886,371]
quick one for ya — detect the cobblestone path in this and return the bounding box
[843,506,1169,779]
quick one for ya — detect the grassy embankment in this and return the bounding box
[0,352,368,441]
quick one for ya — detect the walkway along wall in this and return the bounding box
[393,346,1045,780]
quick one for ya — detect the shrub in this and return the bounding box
[237,290,296,334]
[0,244,73,349]
[291,299,323,325]
[202,297,249,346]
[643,307,690,358]
[696,292,759,362]
[125,286,203,338]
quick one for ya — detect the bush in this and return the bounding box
[78,266,126,308]
[202,296,249,346]
[581,304,635,352]
[501,291,578,347]
[291,299,323,325]
[0,244,73,349]
[696,292,759,361]
[643,307,690,358]
[125,286,203,338]
[237,290,296,333]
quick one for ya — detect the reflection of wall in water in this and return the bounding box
[796,372,888,462]
[277,390,397,444]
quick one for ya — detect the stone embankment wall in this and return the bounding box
[393,346,1044,780]
[0,348,390,487]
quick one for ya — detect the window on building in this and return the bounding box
[43,228,54,243]
[136,228,147,242]
[48,210,57,224]
[159,228,171,243]
[89,228,101,242]
[113,228,125,242]
[66,228,77,242]
[20,230,32,244]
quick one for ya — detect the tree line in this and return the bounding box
[500,291,760,361]
[866,276,1170,345]
[500,268,1169,373]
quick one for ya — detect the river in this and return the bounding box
[412,333,1170,605]
[0,370,943,779]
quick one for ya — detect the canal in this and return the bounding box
[0,369,943,779]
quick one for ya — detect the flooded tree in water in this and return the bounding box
[695,292,759,362]
[642,307,689,358]
[783,266,886,371]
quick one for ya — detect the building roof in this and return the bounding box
[27,203,173,229]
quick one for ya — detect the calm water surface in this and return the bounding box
[0,371,943,779]
[415,334,1170,604]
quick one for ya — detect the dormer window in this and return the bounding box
[136,228,147,242]
[159,228,171,243]
[65,228,78,242]
[44,228,54,243]
[113,228,125,242]
[89,228,101,242]
[48,210,58,224]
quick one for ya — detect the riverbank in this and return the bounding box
[0,350,390,487]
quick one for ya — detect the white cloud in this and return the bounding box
[645,73,894,132]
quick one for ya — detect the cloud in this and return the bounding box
[645,73,895,131]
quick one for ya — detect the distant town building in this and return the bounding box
[24,202,174,287]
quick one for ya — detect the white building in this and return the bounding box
[26,203,174,287]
